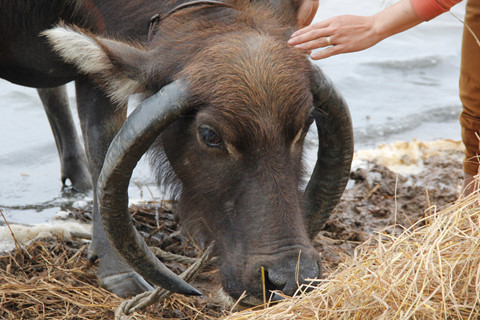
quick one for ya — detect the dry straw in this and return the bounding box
[0,205,224,320]
[225,193,480,320]
[0,240,122,320]
[0,235,223,320]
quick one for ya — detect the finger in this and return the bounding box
[292,36,331,51]
[291,25,314,38]
[310,45,343,60]
[292,45,312,55]
[289,28,331,46]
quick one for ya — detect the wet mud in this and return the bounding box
[316,143,464,272]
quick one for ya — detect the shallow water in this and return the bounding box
[0,0,466,225]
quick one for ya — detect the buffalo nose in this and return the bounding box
[264,255,321,297]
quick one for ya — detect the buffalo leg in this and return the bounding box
[37,86,92,191]
[75,77,154,297]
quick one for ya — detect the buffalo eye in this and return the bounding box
[198,126,223,148]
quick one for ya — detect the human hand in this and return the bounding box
[288,15,382,60]
[289,0,424,60]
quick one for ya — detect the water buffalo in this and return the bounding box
[0,0,353,304]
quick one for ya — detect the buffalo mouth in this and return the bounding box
[218,247,322,306]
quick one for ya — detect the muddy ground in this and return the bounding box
[316,151,463,274]
[0,142,465,319]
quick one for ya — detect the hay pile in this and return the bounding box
[0,203,225,320]
[226,194,480,319]
[0,239,120,319]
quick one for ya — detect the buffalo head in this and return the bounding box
[44,1,353,305]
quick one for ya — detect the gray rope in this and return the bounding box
[150,246,218,265]
[114,242,215,319]
[150,246,199,265]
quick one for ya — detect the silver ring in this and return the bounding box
[326,36,332,46]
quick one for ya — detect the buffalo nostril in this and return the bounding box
[262,257,321,297]
[261,267,287,302]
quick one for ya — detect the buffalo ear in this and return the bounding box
[43,24,150,105]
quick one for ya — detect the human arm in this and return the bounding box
[289,0,461,60]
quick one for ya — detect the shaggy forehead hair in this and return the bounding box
[150,31,312,197]
[181,31,313,144]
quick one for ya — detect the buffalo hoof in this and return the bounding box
[61,160,92,192]
[99,271,154,298]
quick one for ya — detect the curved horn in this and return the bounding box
[97,79,201,296]
[305,65,354,238]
